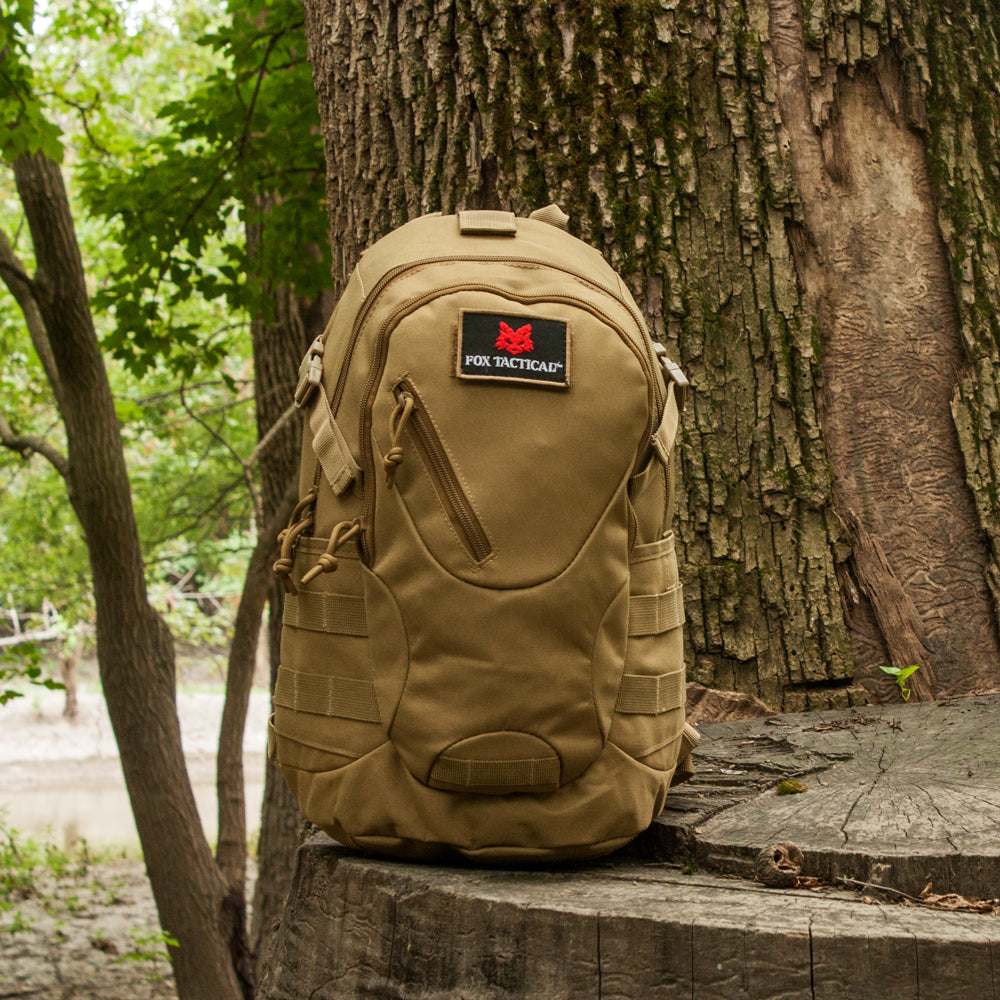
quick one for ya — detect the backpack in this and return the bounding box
[269,206,698,862]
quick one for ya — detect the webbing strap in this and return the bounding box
[309,396,360,496]
[274,666,380,723]
[651,385,680,467]
[615,669,686,715]
[283,591,368,636]
[432,755,561,789]
[628,584,684,635]
[457,210,517,236]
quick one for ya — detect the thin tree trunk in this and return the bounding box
[302,0,1000,709]
[246,266,332,966]
[13,151,243,1000]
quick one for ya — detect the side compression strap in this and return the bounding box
[615,669,686,715]
[628,584,684,636]
[310,394,361,496]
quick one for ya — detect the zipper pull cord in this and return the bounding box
[383,392,415,488]
[273,489,319,595]
[300,518,362,586]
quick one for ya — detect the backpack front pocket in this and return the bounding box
[384,378,493,565]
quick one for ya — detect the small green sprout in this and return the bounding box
[878,663,922,701]
[776,779,808,795]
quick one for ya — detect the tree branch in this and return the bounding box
[215,484,297,892]
[0,411,69,478]
[247,402,299,469]
[0,226,64,407]
[178,380,262,523]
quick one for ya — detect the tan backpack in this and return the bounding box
[269,206,698,862]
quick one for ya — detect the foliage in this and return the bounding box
[0,0,302,661]
[0,809,94,932]
[0,642,63,705]
[114,927,179,980]
[85,0,330,379]
[0,0,63,161]
[878,663,922,702]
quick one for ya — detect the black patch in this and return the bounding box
[457,311,570,387]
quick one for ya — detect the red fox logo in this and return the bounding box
[496,321,534,355]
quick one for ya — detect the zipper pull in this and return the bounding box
[383,391,415,488]
[653,343,689,413]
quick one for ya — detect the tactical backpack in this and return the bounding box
[269,206,698,862]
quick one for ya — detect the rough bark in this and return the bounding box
[260,813,1000,1000]
[769,0,1000,697]
[301,0,1000,708]
[12,151,243,1000]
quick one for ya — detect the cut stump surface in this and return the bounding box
[259,697,1000,1000]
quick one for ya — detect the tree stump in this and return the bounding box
[259,697,1000,1000]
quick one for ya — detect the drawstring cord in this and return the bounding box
[383,392,414,488]
[273,490,318,595]
[300,518,362,586]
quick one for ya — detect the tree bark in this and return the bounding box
[12,151,243,1000]
[301,0,1000,708]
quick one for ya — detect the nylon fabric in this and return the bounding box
[282,590,368,637]
[628,585,685,635]
[274,665,381,723]
[273,208,694,862]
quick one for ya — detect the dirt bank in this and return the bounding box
[1,680,268,999]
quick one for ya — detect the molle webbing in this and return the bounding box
[431,755,561,790]
[627,585,684,636]
[283,591,367,636]
[274,666,380,723]
[615,669,685,715]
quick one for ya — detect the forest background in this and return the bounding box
[3,0,1000,998]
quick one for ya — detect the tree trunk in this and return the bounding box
[12,152,243,1000]
[247,271,332,966]
[301,0,1000,709]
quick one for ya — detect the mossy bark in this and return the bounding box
[301,0,1000,708]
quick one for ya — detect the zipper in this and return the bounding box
[328,255,664,419]
[357,283,659,564]
[312,252,668,521]
[392,379,493,564]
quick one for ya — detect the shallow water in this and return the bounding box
[0,688,271,851]
[1,755,267,850]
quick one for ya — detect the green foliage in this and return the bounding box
[115,927,179,974]
[0,0,288,647]
[0,813,113,936]
[878,663,922,702]
[0,642,64,705]
[86,0,330,378]
[0,0,64,161]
